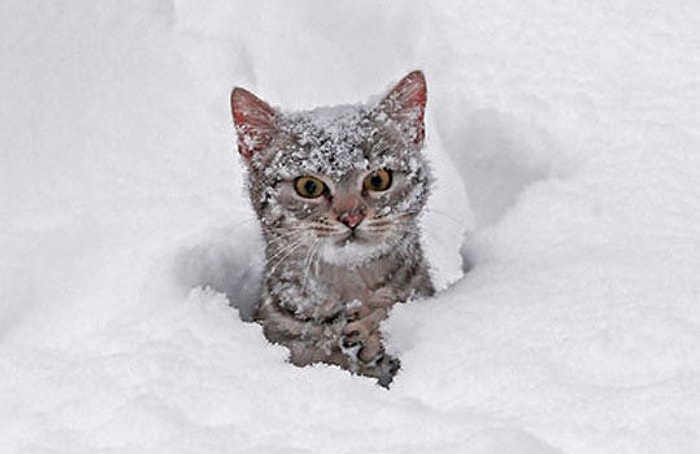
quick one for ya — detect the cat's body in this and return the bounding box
[230,71,434,386]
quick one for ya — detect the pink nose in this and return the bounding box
[338,210,365,229]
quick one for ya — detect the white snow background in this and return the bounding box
[2,1,700,453]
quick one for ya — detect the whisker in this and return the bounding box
[363,218,414,234]
[266,238,303,266]
[264,228,306,246]
[266,236,308,272]
[301,238,320,294]
[424,208,466,228]
[227,216,257,233]
[268,243,306,274]
[264,225,303,237]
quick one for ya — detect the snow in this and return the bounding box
[1,1,700,453]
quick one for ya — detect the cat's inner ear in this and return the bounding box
[375,70,427,146]
[230,87,279,160]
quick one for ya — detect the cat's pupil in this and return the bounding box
[370,175,383,188]
[304,180,317,194]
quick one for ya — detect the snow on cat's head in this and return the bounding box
[231,71,432,266]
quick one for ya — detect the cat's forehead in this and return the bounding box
[283,104,371,141]
[270,104,388,179]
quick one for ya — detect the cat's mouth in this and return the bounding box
[335,228,371,247]
[338,230,356,244]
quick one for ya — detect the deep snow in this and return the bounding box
[2,1,700,453]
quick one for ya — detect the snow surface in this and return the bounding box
[2,1,700,453]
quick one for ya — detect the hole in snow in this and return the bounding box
[432,97,564,272]
[173,222,264,321]
[436,104,555,229]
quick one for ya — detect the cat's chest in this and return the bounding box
[317,263,387,302]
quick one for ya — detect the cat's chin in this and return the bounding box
[319,238,383,266]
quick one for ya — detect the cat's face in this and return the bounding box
[231,71,431,265]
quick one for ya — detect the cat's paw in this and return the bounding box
[374,354,401,388]
[341,328,384,367]
[341,318,370,344]
[357,332,384,364]
[345,299,371,322]
[338,324,400,388]
[343,307,388,338]
[354,352,400,388]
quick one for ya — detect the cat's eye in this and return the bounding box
[363,169,393,192]
[295,176,327,199]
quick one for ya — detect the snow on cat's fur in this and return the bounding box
[231,71,434,386]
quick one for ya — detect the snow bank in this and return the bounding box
[2,1,699,453]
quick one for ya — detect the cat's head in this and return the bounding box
[230,71,431,266]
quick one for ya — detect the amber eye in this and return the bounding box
[363,169,392,192]
[295,176,327,199]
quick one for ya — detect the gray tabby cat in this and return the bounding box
[230,71,434,387]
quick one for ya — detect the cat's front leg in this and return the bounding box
[341,307,388,361]
[340,285,401,361]
[344,286,399,322]
[339,326,400,388]
[287,322,348,367]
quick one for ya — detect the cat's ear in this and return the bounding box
[230,87,279,161]
[376,70,427,146]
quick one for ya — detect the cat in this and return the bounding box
[230,70,434,387]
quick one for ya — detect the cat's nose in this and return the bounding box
[338,210,365,229]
